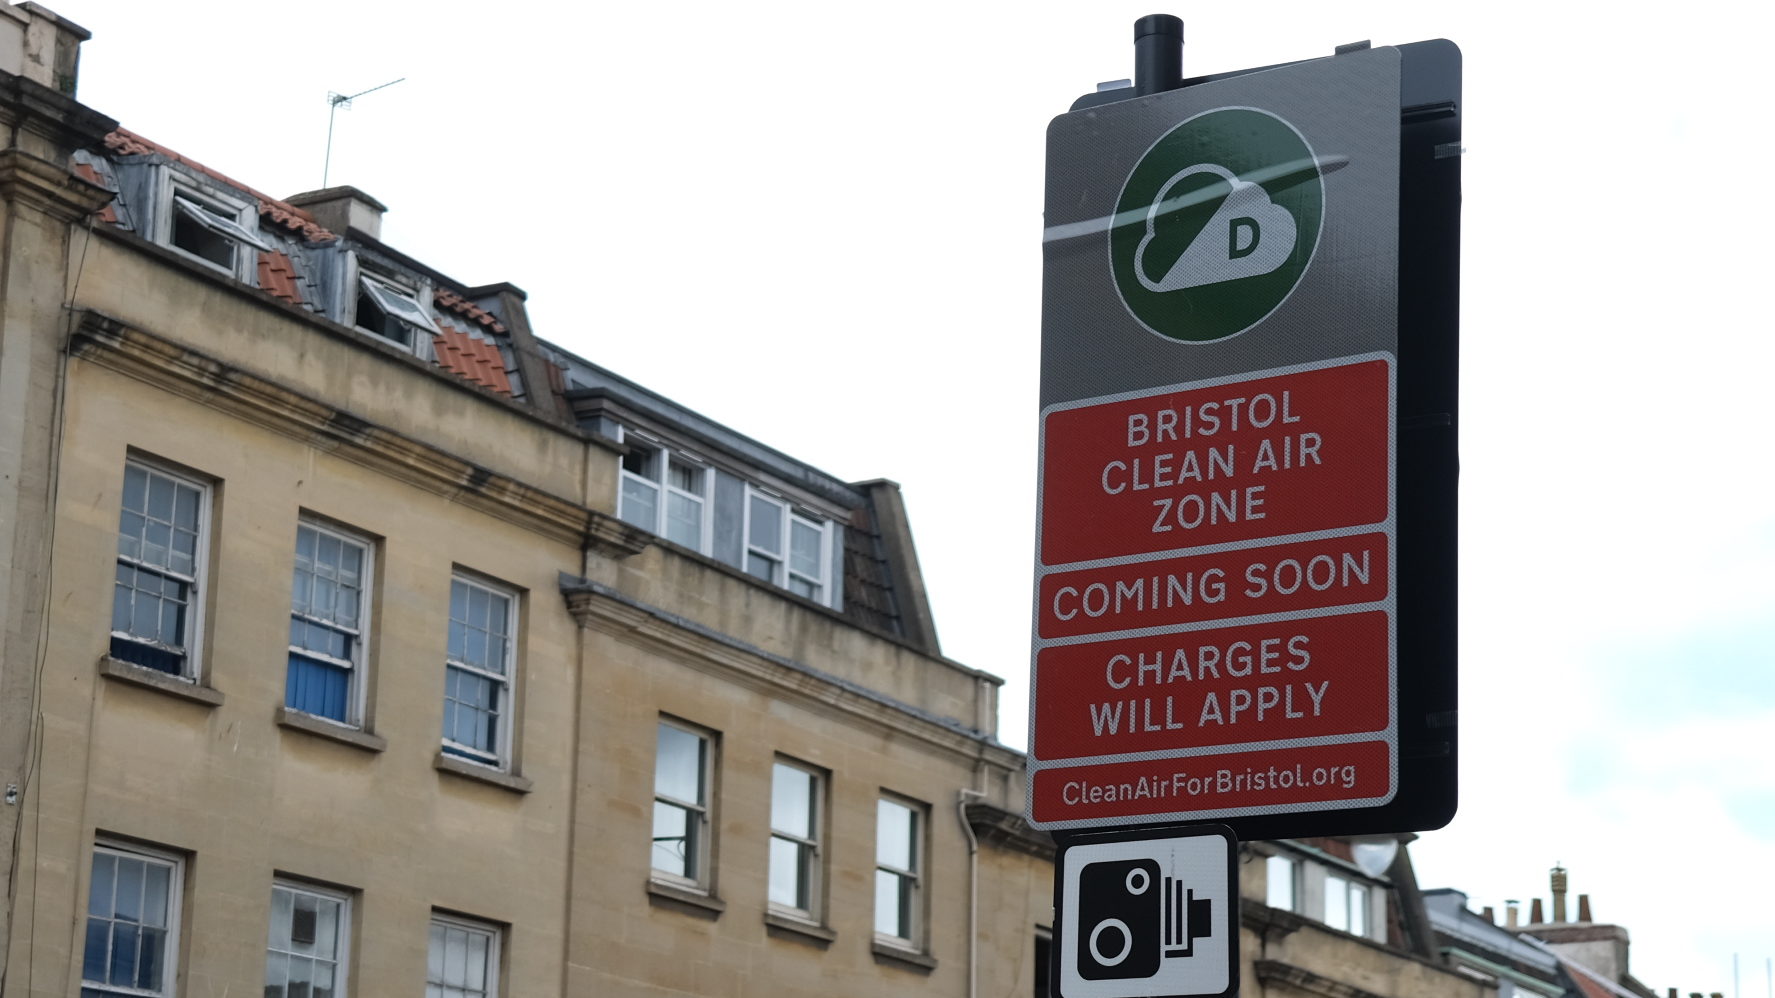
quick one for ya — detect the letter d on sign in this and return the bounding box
[1228,217,1260,259]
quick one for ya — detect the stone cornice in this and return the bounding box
[560,573,1021,767]
[964,801,1054,861]
[0,146,110,221]
[69,311,649,558]
[0,69,117,158]
[1254,959,1390,998]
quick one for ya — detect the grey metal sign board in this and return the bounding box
[1030,41,1460,841]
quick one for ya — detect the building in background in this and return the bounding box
[0,4,1047,994]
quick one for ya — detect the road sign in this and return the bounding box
[1053,824,1237,998]
[1029,39,1459,840]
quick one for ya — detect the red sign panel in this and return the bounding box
[1040,359,1389,567]
[1028,355,1396,830]
[1031,739,1392,825]
[1038,532,1388,639]
[1033,610,1389,759]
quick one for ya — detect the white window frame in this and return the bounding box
[427,912,501,998]
[159,170,267,281]
[1322,873,1371,937]
[651,718,715,889]
[111,457,212,681]
[873,794,926,947]
[1265,853,1300,912]
[743,487,832,606]
[265,880,352,998]
[441,573,519,770]
[767,758,825,921]
[287,518,374,727]
[83,840,184,998]
[351,263,438,358]
[616,430,713,553]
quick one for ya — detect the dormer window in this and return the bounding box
[163,180,267,279]
[355,273,438,352]
[612,427,838,608]
[746,489,829,601]
[619,438,708,550]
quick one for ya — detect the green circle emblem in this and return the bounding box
[1110,107,1323,343]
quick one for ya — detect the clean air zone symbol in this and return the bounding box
[1110,107,1323,343]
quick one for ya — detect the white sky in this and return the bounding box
[54,1,1775,994]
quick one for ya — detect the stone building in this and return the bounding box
[0,4,1047,995]
[0,7,1678,998]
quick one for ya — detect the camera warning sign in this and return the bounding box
[1055,824,1238,998]
[1029,354,1396,830]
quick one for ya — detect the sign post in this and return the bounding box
[1033,22,1459,996]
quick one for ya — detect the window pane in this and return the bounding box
[142,863,170,927]
[875,868,909,937]
[749,495,782,554]
[89,852,117,915]
[770,764,812,837]
[745,552,776,582]
[108,922,138,986]
[1349,883,1369,937]
[790,519,821,579]
[768,837,808,909]
[877,800,914,869]
[1265,855,1295,910]
[1324,874,1350,932]
[619,476,659,530]
[665,491,702,548]
[667,459,701,493]
[114,858,144,922]
[427,922,446,980]
[465,930,488,988]
[621,444,657,479]
[654,725,703,803]
[83,919,110,981]
[652,802,691,878]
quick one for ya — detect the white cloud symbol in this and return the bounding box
[1134,164,1298,293]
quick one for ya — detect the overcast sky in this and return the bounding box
[55,1,1775,994]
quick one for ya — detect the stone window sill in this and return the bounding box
[764,909,835,948]
[647,879,726,919]
[98,656,223,707]
[434,751,533,794]
[275,707,387,752]
[872,939,938,972]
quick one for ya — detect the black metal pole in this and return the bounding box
[1133,14,1183,96]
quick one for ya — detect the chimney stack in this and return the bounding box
[1578,894,1592,922]
[0,2,89,95]
[1482,906,1495,924]
[1506,901,1520,928]
[1551,865,1568,923]
[1530,898,1544,924]
[283,186,388,241]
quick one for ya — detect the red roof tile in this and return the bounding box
[257,250,304,305]
[433,288,506,334]
[432,322,512,395]
[72,161,118,223]
[103,128,337,243]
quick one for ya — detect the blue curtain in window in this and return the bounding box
[286,655,349,721]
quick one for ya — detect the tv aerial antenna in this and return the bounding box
[322,77,405,187]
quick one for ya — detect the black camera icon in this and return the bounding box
[1076,859,1213,980]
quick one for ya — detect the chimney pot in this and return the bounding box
[1578,894,1592,922]
[1551,864,1568,923]
[1530,898,1544,924]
